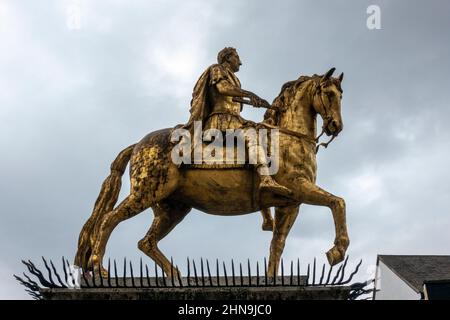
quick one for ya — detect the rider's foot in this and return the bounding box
[259,176,293,197]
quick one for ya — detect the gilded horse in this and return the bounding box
[75,68,348,277]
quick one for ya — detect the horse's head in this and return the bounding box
[312,68,344,137]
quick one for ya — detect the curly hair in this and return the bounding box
[217,47,237,64]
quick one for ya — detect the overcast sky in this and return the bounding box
[1,0,449,299]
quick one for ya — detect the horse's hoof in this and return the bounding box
[88,255,108,278]
[326,246,345,266]
[93,266,109,278]
[262,220,274,231]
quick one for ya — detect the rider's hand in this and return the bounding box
[249,93,270,109]
[259,98,271,109]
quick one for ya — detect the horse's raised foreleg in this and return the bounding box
[296,180,349,266]
[138,201,191,277]
[267,205,300,277]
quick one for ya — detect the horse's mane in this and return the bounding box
[264,74,342,126]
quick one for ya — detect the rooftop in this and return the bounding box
[378,255,450,293]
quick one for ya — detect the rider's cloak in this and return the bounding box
[186,64,238,128]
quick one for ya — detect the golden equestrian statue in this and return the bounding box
[75,47,348,277]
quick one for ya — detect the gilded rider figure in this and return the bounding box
[185,47,292,199]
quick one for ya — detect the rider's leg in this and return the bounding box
[246,138,292,197]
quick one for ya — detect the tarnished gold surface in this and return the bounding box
[75,48,348,278]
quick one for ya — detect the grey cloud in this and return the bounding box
[1,0,449,298]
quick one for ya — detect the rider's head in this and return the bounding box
[217,47,242,72]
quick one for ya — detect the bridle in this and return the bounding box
[235,79,340,154]
[313,82,338,153]
[263,82,339,154]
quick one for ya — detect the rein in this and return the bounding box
[260,123,334,154]
[259,122,316,145]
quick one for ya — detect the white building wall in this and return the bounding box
[374,261,421,300]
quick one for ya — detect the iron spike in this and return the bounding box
[187,257,191,287]
[107,258,111,287]
[338,256,349,284]
[297,258,300,286]
[27,259,50,288]
[206,259,213,287]
[319,263,325,285]
[281,259,284,286]
[170,257,175,287]
[62,257,68,287]
[223,261,228,286]
[114,259,118,287]
[22,273,39,288]
[325,264,334,285]
[154,261,159,288]
[331,264,344,285]
[176,265,183,288]
[145,264,150,287]
[49,259,65,288]
[247,259,251,287]
[264,257,268,287]
[41,257,55,287]
[82,267,90,288]
[14,274,34,291]
[193,259,199,287]
[306,263,310,286]
[290,260,293,286]
[200,258,205,287]
[342,259,363,285]
[130,260,136,288]
[216,259,220,287]
[140,257,143,287]
[231,259,236,286]
[161,265,167,287]
[239,263,243,287]
[54,258,77,288]
[123,258,127,288]
[312,258,316,286]
[256,261,260,286]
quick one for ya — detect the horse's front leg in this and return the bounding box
[296,179,349,266]
[267,205,300,277]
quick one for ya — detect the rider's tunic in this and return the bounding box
[204,65,245,131]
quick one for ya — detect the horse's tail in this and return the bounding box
[74,144,136,270]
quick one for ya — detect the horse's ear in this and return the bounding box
[338,72,344,82]
[321,67,336,83]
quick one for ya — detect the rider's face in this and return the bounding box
[228,53,242,72]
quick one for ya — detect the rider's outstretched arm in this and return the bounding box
[216,80,248,97]
[216,81,269,108]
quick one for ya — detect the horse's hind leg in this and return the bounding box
[138,201,191,277]
[89,193,152,274]
[267,205,300,277]
[261,208,274,231]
